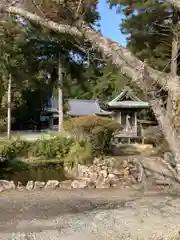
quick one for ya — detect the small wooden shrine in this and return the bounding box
[98,86,152,144]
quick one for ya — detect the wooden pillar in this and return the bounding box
[119,111,121,124]
[141,124,144,144]
[125,113,128,130]
[134,111,137,135]
[49,116,54,129]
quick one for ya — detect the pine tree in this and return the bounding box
[110,0,180,72]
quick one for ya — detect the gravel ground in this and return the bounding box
[1,188,180,239]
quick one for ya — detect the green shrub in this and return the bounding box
[29,136,75,159]
[0,136,76,162]
[64,116,114,135]
[64,116,120,155]
[0,118,6,132]
[0,139,31,162]
[64,139,93,166]
[90,121,120,155]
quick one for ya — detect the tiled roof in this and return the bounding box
[106,86,150,109]
[67,99,111,116]
[107,101,150,109]
[45,98,111,116]
[110,86,142,102]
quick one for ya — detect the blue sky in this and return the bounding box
[97,0,127,46]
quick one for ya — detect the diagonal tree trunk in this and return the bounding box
[3,6,173,92]
[2,2,180,91]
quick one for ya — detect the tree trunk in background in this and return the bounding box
[167,25,179,118]
[58,54,63,132]
[169,27,180,173]
[171,39,178,77]
[7,74,11,140]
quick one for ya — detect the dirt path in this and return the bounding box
[1,188,180,239]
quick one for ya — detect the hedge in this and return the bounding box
[0,136,76,162]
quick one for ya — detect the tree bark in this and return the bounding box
[171,34,178,77]
[7,74,11,140]
[58,53,63,132]
[153,100,180,175]
[169,0,180,11]
[167,27,179,120]
[167,30,180,176]
[143,61,180,175]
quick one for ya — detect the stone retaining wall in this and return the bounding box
[0,155,173,192]
[0,157,138,192]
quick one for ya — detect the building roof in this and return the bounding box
[44,87,150,117]
[67,99,111,116]
[107,101,149,109]
[110,86,142,102]
[45,98,112,116]
[100,86,150,110]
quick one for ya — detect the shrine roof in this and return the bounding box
[107,101,150,109]
[98,86,150,110]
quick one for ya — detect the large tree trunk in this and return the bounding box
[140,61,180,176]
[152,101,180,176]
[167,9,179,123]
[167,29,180,172]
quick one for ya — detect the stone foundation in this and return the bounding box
[0,155,173,193]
